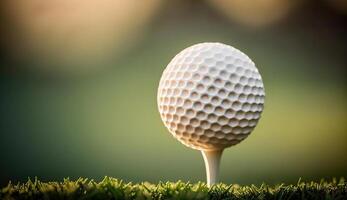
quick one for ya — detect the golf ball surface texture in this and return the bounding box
[158,43,265,151]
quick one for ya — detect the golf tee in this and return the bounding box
[201,149,223,187]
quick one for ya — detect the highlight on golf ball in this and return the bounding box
[157,42,265,185]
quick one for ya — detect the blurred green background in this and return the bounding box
[0,0,346,186]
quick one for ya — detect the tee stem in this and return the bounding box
[201,149,223,187]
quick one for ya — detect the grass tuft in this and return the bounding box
[1,177,346,200]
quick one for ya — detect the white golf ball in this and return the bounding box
[157,42,265,151]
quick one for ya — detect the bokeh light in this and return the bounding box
[0,0,161,75]
[206,0,302,27]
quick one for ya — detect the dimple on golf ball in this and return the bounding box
[157,42,265,151]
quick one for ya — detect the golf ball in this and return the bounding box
[157,42,265,151]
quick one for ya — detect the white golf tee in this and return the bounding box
[201,149,223,187]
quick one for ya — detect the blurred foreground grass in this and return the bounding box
[1,177,346,200]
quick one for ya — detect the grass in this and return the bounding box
[0,177,346,200]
